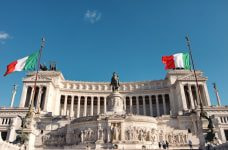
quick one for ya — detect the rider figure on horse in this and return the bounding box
[110,72,120,92]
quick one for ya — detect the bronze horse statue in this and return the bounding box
[110,72,120,92]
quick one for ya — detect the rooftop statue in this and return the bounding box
[49,62,56,71]
[110,72,120,92]
[40,63,48,71]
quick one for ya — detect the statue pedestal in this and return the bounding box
[106,91,125,115]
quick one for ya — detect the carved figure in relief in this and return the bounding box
[43,134,66,146]
[125,126,134,140]
[159,130,164,142]
[167,133,173,143]
[183,134,188,143]
[80,131,84,143]
[173,135,179,144]
[130,127,134,140]
[87,128,93,140]
[126,129,130,140]
[97,125,104,141]
[112,124,120,141]
[139,129,145,141]
[133,127,139,141]
[179,133,184,143]
[148,129,152,141]
[150,129,157,142]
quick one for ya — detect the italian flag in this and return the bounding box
[162,53,191,70]
[4,51,39,76]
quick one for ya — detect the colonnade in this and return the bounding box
[24,86,47,111]
[59,94,170,118]
[219,116,228,124]
[125,94,170,116]
[0,118,11,125]
[183,84,208,110]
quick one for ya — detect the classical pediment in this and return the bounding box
[23,75,52,82]
[178,73,208,81]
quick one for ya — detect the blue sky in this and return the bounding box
[0,0,227,107]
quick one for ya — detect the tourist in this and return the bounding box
[188,140,193,150]
[158,142,161,149]
[166,140,169,149]
[161,141,166,149]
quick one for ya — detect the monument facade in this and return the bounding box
[0,70,228,149]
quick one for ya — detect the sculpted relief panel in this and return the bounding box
[125,126,157,142]
[125,127,188,145]
[43,125,101,146]
[42,130,66,146]
[111,123,121,142]
[42,121,189,148]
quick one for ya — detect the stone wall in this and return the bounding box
[0,135,21,150]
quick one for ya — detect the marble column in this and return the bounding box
[90,97,94,116]
[179,83,188,111]
[188,84,195,109]
[97,97,100,115]
[224,117,227,123]
[19,85,28,107]
[77,96,81,118]
[136,96,139,115]
[156,95,160,116]
[43,86,50,112]
[7,118,16,142]
[83,97,87,116]
[130,96,133,114]
[143,96,146,115]
[195,85,200,107]
[29,87,35,107]
[203,84,211,106]
[149,96,153,116]
[36,86,43,110]
[124,97,127,111]
[162,94,167,115]
[104,97,107,114]
[70,96,74,117]
[63,95,67,116]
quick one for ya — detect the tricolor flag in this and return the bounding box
[4,51,39,76]
[162,53,191,70]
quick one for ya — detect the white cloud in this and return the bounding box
[84,10,102,24]
[0,32,10,40]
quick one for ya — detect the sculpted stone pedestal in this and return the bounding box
[106,91,125,115]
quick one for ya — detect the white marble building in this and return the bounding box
[0,70,228,149]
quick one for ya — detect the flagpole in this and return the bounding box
[185,35,204,115]
[29,37,45,112]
